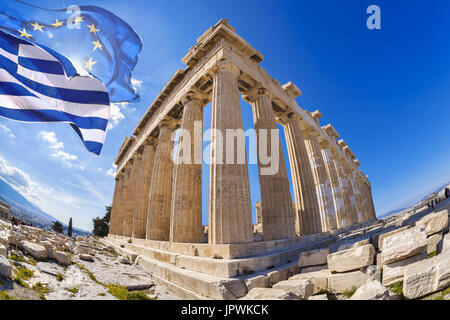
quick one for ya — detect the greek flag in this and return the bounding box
[0,29,110,155]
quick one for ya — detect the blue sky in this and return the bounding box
[0,0,449,231]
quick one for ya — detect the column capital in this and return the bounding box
[159,116,178,130]
[281,81,302,99]
[181,89,209,105]
[343,145,356,160]
[144,135,157,146]
[319,138,330,149]
[337,139,347,148]
[212,59,240,77]
[242,86,274,103]
[311,110,322,126]
[124,160,133,171]
[276,111,302,125]
[301,123,319,139]
[321,124,340,140]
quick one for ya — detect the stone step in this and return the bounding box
[102,234,334,278]
[102,237,248,299]
[101,237,334,299]
[136,255,247,300]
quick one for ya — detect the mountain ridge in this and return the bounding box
[0,178,91,236]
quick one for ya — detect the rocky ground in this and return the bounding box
[0,220,180,300]
[240,198,450,300]
[1,199,449,300]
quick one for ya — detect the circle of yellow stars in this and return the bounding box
[17,16,103,72]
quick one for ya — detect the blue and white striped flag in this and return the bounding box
[0,29,110,155]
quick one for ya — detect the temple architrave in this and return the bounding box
[105,19,377,299]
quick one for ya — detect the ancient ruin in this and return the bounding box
[105,19,379,299]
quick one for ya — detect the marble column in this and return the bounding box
[255,201,262,224]
[366,180,376,220]
[108,176,121,235]
[334,156,357,226]
[146,121,176,241]
[208,60,253,244]
[356,174,370,222]
[132,138,156,239]
[341,161,360,226]
[122,155,142,237]
[248,88,296,240]
[117,168,130,236]
[303,129,337,231]
[280,113,322,235]
[170,93,204,243]
[320,144,347,229]
[348,169,364,223]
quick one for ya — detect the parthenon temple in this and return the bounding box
[105,19,377,299]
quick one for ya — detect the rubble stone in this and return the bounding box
[350,280,390,300]
[0,254,11,278]
[21,240,48,259]
[242,288,298,300]
[327,244,375,273]
[415,209,448,236]
[378,226,427,265]
[298,248,329,267]
[272,279,314,299]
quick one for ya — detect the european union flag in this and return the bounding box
[0,0,143,103]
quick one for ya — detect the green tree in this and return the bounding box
[68,217,73,238]
[92,206,111,237]
[51,221,63,234]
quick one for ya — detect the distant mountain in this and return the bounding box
[381,180,450,219]
[378,207,408,219]
[0,178,91,237]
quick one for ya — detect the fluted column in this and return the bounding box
[208,60,253,244]
[109,176,121,235]
[366,180,376,220]
[170,93,204,243]
[117,168,130,236]
[320,144,347,229]
[356,174,370,222]
[247,88,295,240]
[334,156,357,226]
[348,169,364,223]
[344,162,360,225]
[122,155,142,237]
[303,129,337,231]
[281,113,322,235]
[255,201,262,224]
[132,138,156,239]
[146,120,176,241]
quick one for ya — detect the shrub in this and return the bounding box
[342,286,357,298]
[56,273,64,282]
[0,291,14,300]
[389,281,404,295]
[32,282,49,295]
[106,284,152,300]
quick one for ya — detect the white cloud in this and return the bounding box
[40,131,63,150]
[108,103,126,129]
[131,78,143,92]
[97,164,116,178]
[106,80,142,130]
[0,123,16,139]
[0,154,53,206]
[39,131,83,170]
